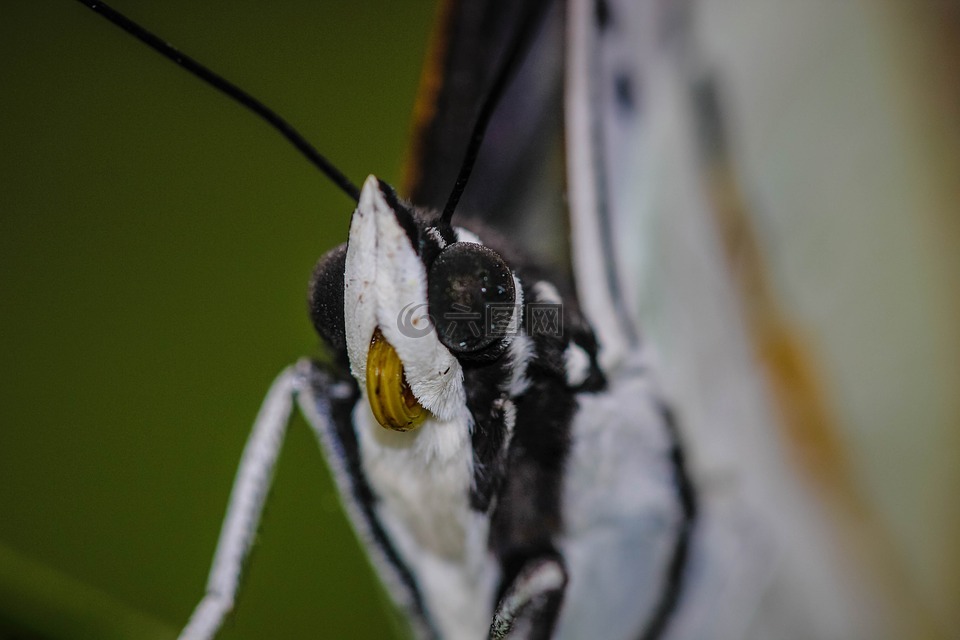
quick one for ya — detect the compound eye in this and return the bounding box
[428,242,516,354]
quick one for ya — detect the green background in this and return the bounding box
[0,1,436,637]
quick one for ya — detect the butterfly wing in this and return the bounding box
[571,0,960,637]
[403,0,571,273]
[398,0,959,636]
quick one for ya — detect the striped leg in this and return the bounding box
[490,555,568,640]
[179,366,302,640]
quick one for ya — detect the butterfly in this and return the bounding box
[66,1,701,637]
[5,5,952,637]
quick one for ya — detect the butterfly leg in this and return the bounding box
[293,360,441,640]
[179,365,303,640]
[485,353,577,640]
[489,553,567,640]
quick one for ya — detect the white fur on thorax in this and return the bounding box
[354,403,497,640]
[531,280,563,305]
[564,343,591,387]
[454,227,482,245]
[503,282,530,398]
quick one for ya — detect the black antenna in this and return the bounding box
[73,0,361,202]
[440,0,553,226]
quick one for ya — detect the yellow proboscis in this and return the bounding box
[366,329,428,431]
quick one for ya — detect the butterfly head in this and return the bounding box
[310,176,521,432]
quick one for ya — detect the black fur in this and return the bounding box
[308,243,348,360]
[465,357,514,511]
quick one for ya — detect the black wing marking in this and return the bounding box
[403,0,569,272]
[639,401,698,640]
[564,0,652,353]
[567,5,700,635]
[294,359,439,640]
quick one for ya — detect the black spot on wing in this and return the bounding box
[595,0,612,30]
[690,75,729,163]
[615,71,636,115]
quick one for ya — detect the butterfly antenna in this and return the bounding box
[74,0,361,202]
[440,0,553,226]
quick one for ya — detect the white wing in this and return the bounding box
[566,0,960,637]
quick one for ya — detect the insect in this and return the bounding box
[72,1,697,637]
[11,0,948,636]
